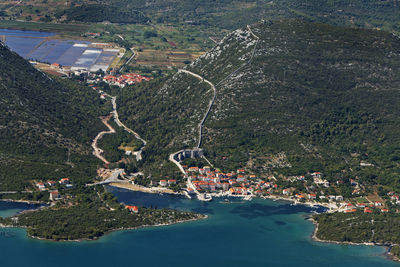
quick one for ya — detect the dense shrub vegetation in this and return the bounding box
[118,73,212,179]
[314,212,400,245]
[19,0,400,33]
[97,120,142,163]
[0,44,108,191]
[58,4,149,24]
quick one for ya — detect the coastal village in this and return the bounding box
[144,163,395,215]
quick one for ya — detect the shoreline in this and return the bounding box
[0,214,207,242]
[108,182,336,210]
[308,217,375,246]
[0,198,46,205]
[2,187,399,263]
[108,182,183,196]
[260,194,335,211]
[308,217,399,263]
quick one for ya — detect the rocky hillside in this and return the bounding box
[191,20,400,181]
[118,20,400,190]
[0,43,107,191]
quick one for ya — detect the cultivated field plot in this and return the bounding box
[135,49,204,69]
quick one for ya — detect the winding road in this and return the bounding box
[178,69,216,149]
[110,96,147,161]
[91,91,147,164]
[168,25,260,201]
[91,115,116,165]
[89,90,148,186]
[181,25,259,150]
[87,168,128,186]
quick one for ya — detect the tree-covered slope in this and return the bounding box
[118,20,400,190]
[118,73,212,178]
[0,43,107,191]
[7,0,400,33]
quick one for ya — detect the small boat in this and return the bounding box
[242,195,252,201]
[219,198,231,204]
[203,193,212,201]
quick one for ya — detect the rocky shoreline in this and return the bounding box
[308,217,400,263]
[25,214,207,242]
[0,198,46,205]
[0,213,207,242]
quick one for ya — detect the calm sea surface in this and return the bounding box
[0,187,397,267]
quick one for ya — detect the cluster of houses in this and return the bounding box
[159,179,177,187]
[285,190,344,202]
[102,73,151,87]
[388,192,400,205]
[174,166,276,196]
[311,172,330,187]
[286,172,363,200]
[341,201,388,213]
[36,178,71,190]
[153,162,392,215]
[35,178,73,201]
[283,171,394,213]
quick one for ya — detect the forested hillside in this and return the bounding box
[0,43,107,192]
[118,74,212,177]
[6,0,400,33]
[58,4,149,24]
[118,20,400,191]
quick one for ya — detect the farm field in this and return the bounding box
[134,49,204,69]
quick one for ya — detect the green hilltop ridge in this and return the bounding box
[0,42,108,193]
[118,20,400,191]
[4,0,400,33]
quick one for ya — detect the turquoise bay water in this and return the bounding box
[0,201,42,218]
[0,188,397,267]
